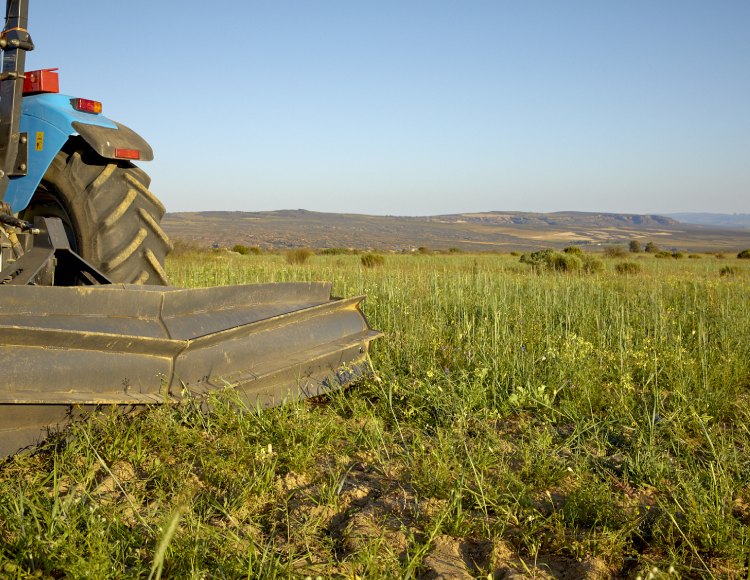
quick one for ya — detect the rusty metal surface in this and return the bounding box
[0,282,381,457]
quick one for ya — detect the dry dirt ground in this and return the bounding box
[270,463,609,578]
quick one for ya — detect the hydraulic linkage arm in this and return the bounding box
[0,0,33,200]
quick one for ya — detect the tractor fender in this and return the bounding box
[4,93,153,213]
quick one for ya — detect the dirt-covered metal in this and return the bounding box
[0,282,381,457]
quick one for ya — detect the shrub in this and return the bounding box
[655,251,673,259]
[519,249,555,269]
[720,266,738,277]
[715,253,725,259]
[738,249,750,259]
[448,247,462,254]
[519,249,585,273]
[171,239,208,256]
[688,254,701,259]
[285,248,313,265]
[417,246,431,255]
[360,253,385,268]
[582,255,604,274]
[629,240,642,253]
[604,246,627,258]
[615,261,641,275]
[563,246,583,255]
[672,252,685,259]
[509,251,521,257]
[320,248,356,255]
[644,242,659,253]
[548,253,582,272]
[232,244,249,255]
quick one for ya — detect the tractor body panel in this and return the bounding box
[5,93,150,213]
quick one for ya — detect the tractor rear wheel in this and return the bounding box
[20,137,172,285]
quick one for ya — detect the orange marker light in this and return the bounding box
[71,98,102,114]
[115,148,141,160]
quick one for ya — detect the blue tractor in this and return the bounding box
[0,0,380,458]
[0,2,169,284]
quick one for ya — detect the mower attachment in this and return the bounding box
[0,282,381,457]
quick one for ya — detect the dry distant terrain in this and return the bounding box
[163,209,750,252]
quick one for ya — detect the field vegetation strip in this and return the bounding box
[0,250,749,577]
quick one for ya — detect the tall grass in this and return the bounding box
[0,251,748,577]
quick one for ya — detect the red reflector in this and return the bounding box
[23,68,59,95]
[115,148,140,160]
[71,98,102,114]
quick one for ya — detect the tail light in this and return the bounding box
[23,69,59,94]
[71,98,102,114]
[114,148,141,160]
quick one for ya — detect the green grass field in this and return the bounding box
[1,250,749,578]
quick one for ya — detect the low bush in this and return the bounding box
[548,253,582,272]
[360,253,385,268]
[232,244,249,255]
[320,248,357,255]
[519,249,554,269]
[615,261,641,275]
[645,242,659,253]
[170,239,208,256]
[720,266,739,277]
[563,246,583,255]
[688,254,701,259]
[519,249,589,273]
[738,249,750,259]
[629,240,642,253]
[604,246,627,258]
[285,248,314,265]
[582,255,604,274]
[655,251,673,259]
[672,252,685,259]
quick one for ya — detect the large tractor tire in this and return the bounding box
[20,137,172,285]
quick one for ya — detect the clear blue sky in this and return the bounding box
[26,1,750,216]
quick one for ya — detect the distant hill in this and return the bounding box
[162,210,750,253]
[427,211,679,228]
[666,213,750,228]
